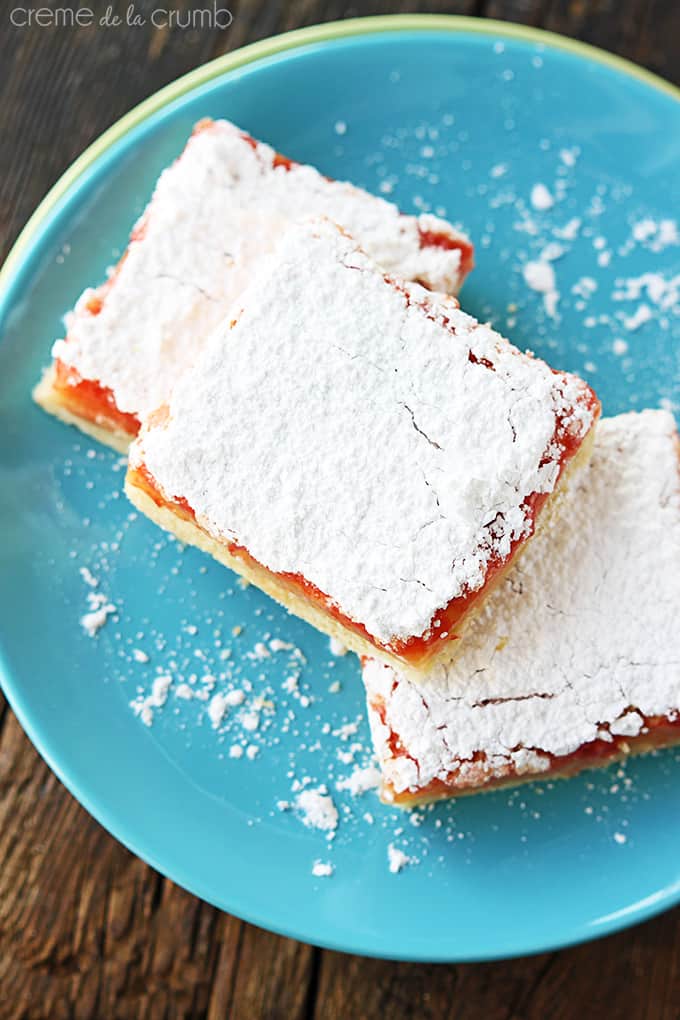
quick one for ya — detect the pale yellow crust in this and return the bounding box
[124,420,597,674]
[32,365,133,454]
[381,726,680,807]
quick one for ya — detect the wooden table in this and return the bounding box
[1,2,679,1017]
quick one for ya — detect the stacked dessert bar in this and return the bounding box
[35,120,680,805]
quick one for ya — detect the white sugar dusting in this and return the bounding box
[133,219,595,647]
[296,788,339,832]
[530,183,554,211]
[388,844,413,873]
[80,588,116,636]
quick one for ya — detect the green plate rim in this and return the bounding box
[0,13,678,295]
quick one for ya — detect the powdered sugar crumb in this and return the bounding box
[387,844,412,873]
[80,590,116,637]
[530,183,554,211]
[296,788,339,832]
[329,637,347,657]
[208,692,229,729]
[523,259,559,319]
[130,674,172,727]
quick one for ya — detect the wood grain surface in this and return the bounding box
[1,2,678,1018]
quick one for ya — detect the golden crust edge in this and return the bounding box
[123,418,598,675]
[32,366,133,455]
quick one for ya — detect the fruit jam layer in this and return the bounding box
[130,383,595,671]
[378,712,680,804]
[53,358,140,437]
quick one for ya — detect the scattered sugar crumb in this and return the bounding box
[246,744,259,760]
[130,674,172,727]
[240,711,260,732]
[329,637,348,657]
[622,304,652,332]
[613,832,627,845]
[269,638,293,652]
[612,338,628,356]
[334,120,347,136]
[208,692,229,729]
[79,566,99,588]
[246,641,270,661]
[80,602,116,637]
[530,183,554,211]
[559,147,579,167]
[523,259,559,318]
[312,860,334,877]
[132,648,150,663]
[334,721,360,741]
[554,217,581,241]
[296,788,338,832]
[523,260,555,293]
[387,844,412,874]
[225,688,246,707]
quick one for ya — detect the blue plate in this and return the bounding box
[1,17,679,961]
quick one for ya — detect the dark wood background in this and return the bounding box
[1,2,679,1017]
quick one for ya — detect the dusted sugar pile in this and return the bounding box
[48,118,472,424]
[128,219,598,664]
[363,411,680,803]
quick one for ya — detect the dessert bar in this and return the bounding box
[363,411,680,803]
[34,118,473,451]
[125,219,599,672]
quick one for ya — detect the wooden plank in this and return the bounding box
[0,4,220,263]
[218,0,481,59]
[0,711,317,1019]
[545,0,680,83]
[313,907,680,1020]
[486,0,680,84]
[483,0,546,25]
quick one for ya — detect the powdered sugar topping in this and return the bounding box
[133,220,596,647]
